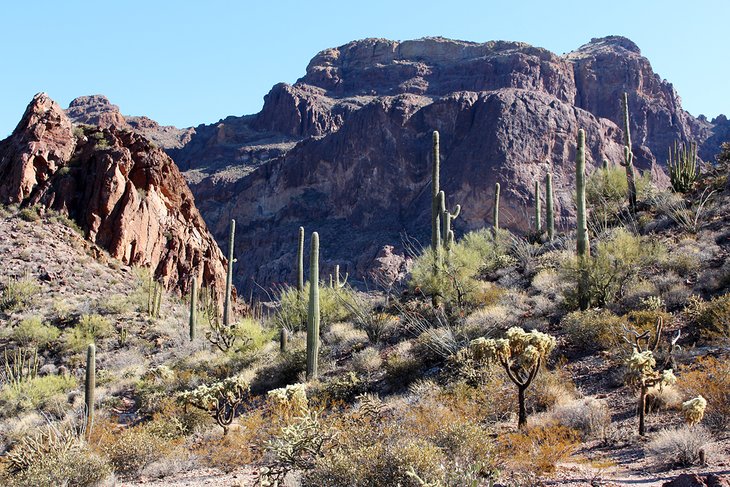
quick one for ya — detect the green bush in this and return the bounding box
[63,314,114,353]
[0,375,77,417]
[8,316,60,348]
[274,283,354,333]
[234,317,274,353]
[586,167,653,229]
[17,206,41,222]
[694,293,730,340]
[560,228,665,309]
[0,276,40,313]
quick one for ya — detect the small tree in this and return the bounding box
[622,317,680,435]
[471,327,556,429]
[178,375,249,435]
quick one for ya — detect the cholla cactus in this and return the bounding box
[268,383,308,420]
[178,375,249,435]
[471,327,556,429]
[682,395,707,426]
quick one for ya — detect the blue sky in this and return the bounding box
[1,1,727,138]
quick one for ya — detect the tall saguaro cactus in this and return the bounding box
[576,129,591,311]
[534,180,542,233]
[493,182,500,231]
[297,226,305,300]
[546,173,555,241]
[85,344,95,440]
[306,232,320,380]
[431,131,441,253]
[223,219,235,327]
[621,93,638,213]
[189,276,197,341]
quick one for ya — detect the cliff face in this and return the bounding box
[164,36,726,294]
[0,93,227,297]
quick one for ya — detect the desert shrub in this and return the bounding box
[0,375,76,417]
[460,305,509,341]
[234,317,274,353]
[528,366,578,413]
[2,424,110,487]
[94,294,131,315]
[251,342,307,393]
[17,206,41,222]
[549,398,611,440]
[652,189,716,234]
[384,342,422,389]
[95,421,172,477]
[562,309,628,351]
[645,384,682,413]
[560,228,665,309]
[647,425,715,466]
[409,229,511,309]
[351,347,383,376]
[195,409,268,473]
[498,423,580,475]
[274,283,354,333]
[323,321,368,357]
[64,314,114,353]
[0,276,40,313]
[323,372,366,402]
[693,293,730,340]
[336,292,397,344]
[8,316,60,348]
[586,166,652,230]
[679,356,730,431]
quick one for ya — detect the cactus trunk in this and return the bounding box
[280,328,289,353]
[306,232,320,380]
[576,129,591,311]
[534,180,542,233]
[622,93,638,213]
[431,131,441,252]
[493,182,500,231]
[189,276,197,341]
[546,173,554,241]
[297,226,304,300]
[85,344,95,440]
[223,219,235,327]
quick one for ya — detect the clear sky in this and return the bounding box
[1,1,727,138]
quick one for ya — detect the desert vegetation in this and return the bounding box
[0,92,728,486]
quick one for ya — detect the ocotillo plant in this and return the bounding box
[493,182,500,231]
[306,232,320,380]
[189,276,197,341]
[223,219,236,327]
[534,180,542,233]
[85,343,95,440]
[621,93,638,213]
[546,173,555,241]
[471,327,556,429]
[668,141,699,193]
[297,226,305,300]
[576,129,591,311]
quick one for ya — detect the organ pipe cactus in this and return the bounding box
[546,173,555,241]
[297,226,305,300]
[534,180,542,233]
[189,276,197,341]
[85,343,95,440]
[620,93,638,213]
[668,141,699,193]
[471,327,556,429]
[223,219,236,327]
[576,129,591,310]
[307,232,320,380]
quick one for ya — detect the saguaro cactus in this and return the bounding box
[620,93,638,213]
[189,276,197,341]
[280,328,289,353]
[306,232,320,380]
[297,226,305,300]
[85,344,95,440]
[223,219,235,327]
[576,129,590,311]
[493,182,500,231]
[439,190,461,254]
[334,264,348,289]
[534,180,542,233]
[431,131,441,253]
[546,173,555,241]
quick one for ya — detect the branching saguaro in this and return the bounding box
[623,316,681,435]
[620,93,638,213]
[471,327,556,429]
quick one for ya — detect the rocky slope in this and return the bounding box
[0,93,227,296]
[161,36,729,295]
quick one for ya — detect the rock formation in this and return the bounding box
[166,36,729,294]
[0,93,227,297]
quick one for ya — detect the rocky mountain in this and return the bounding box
[159,36,729,295]
[0,93,227,297]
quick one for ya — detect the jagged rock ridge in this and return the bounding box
[0,93,227,297]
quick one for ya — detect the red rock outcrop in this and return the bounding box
[0,93,227,297]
